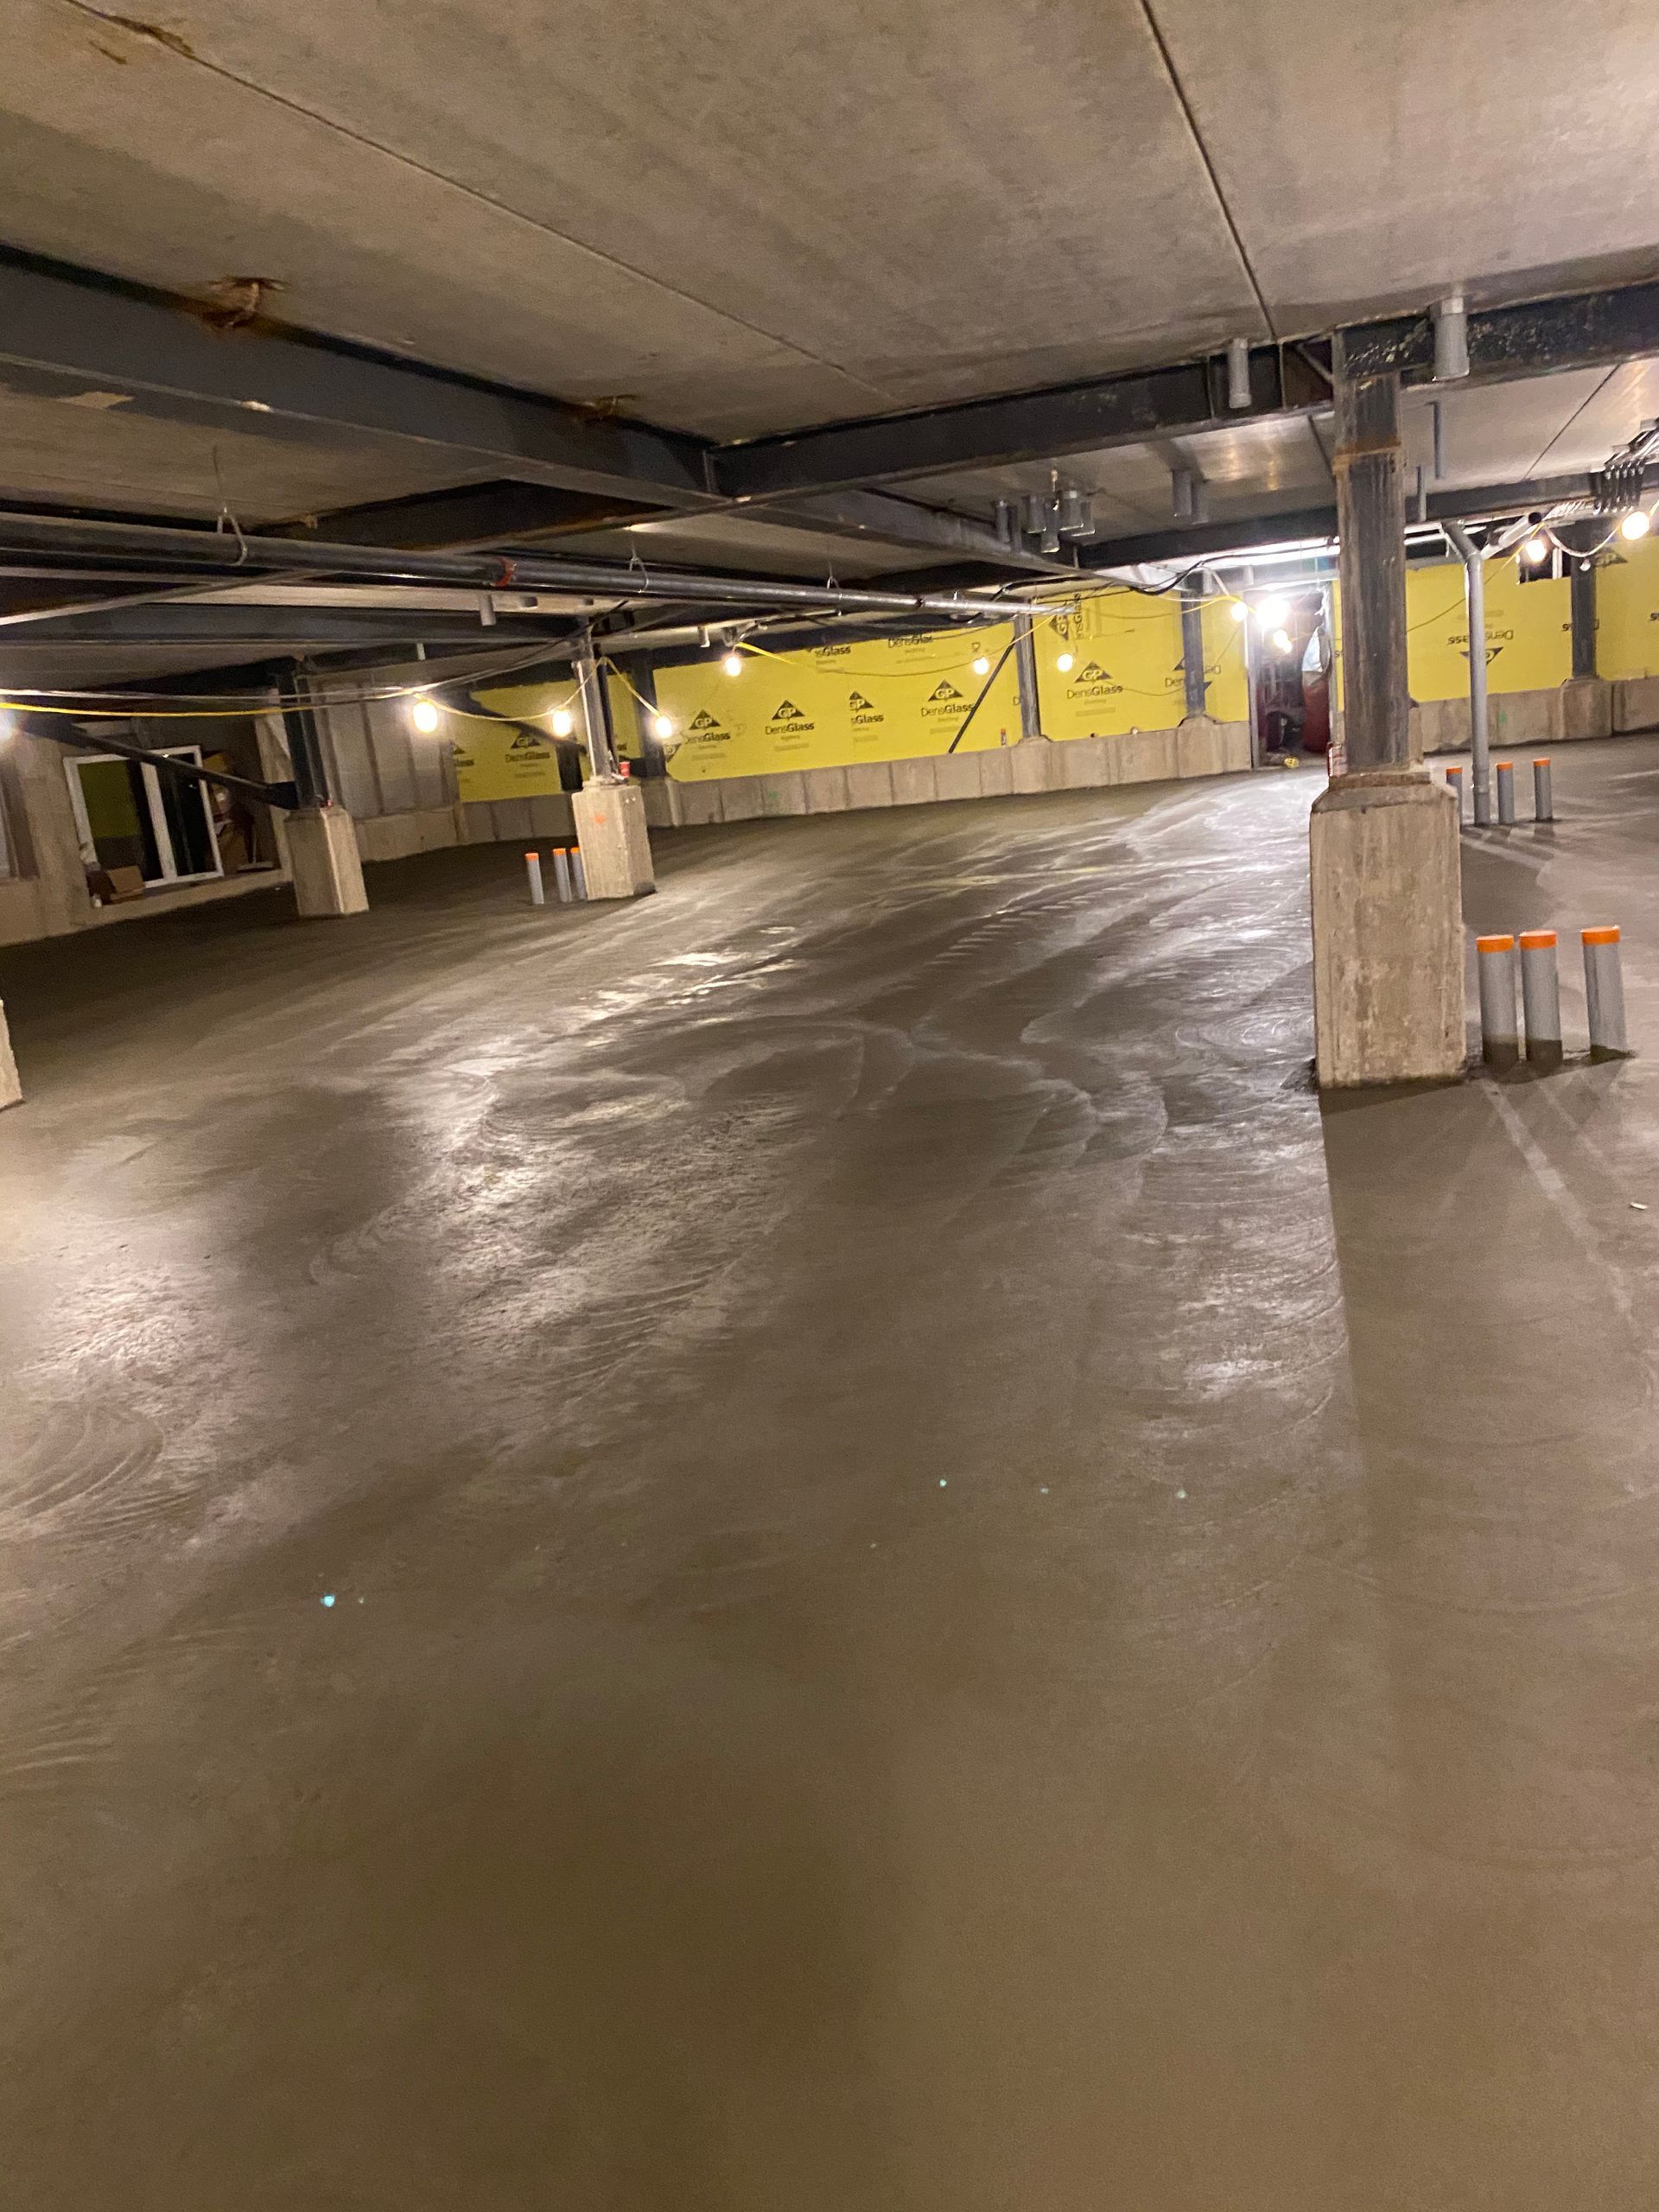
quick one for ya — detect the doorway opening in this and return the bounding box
[1250,588,1333,766]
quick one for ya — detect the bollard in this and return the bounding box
[570,846,588,902]
[524,849,545,906]
[1477,934,1520,1067]
[1519,931,1562,1067]
[1444,763,1465,824]
[1534,757,1554,823]
[1583,926,1629,1058]
[1496,760,1516,825]
[551,846,573,904]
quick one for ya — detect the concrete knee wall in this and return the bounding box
[645,718,1252,829]
[1410,677,1659,756]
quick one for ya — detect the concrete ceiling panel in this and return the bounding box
[9,0,1264,435]
[575,515,928,579]
[1147,0,1659,331]
[0,0,885,438]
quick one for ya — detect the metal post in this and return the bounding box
[1477,934,1520,1067]
[1571,558,1599,681]
[1534,757,1554,823]
[574,625,618,783]
[1012,613,1042,741]
[1496,760,1516,825]
[1520,931,1562,1067]
[1332,336,1410,771]
[570,847,588,901]
[551,847,573,904]
[1583,927,1629,1057]
[1444,762,1465,822]
[524,850,545,906]
[1445,524,1491,824]
[1181,581,1209,720]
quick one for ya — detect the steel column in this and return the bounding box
[1012,614,1042,741]
[1446,526,1492,823]
[1571,557,1599,680]
[1332,338,1410,772]
[574,628,618,782]
[1181,582,1209,719]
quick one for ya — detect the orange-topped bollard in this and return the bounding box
[524,849,545,907]
[1519,931,1561,1066]
[1534,758,1554,823]
[1582,927,1629,1058]
[1496,759,1516,825]
[1477,934,1520,1067]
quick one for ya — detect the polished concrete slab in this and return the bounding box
[3,748,1659,2209]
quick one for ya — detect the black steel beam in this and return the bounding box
[0,604,576,646]
[0,246,713,509]
[278,480,660,550]
[17,711,300,810]
[1077,474,1599,572]
[713,347,1327,499]
[1340,280,1659,385]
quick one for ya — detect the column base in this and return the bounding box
[286,805,369,918]
[573,779,656,899]
[0,999,21,1110]
[1310,770,1465,1087]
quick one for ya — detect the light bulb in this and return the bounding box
[1056,652,1075,673]
[1522,533,1550,565]
[550,708,575,738]
[410,696,439,734]
[652,714,675,741]
[1255,596,1289,629]
[972,655,991,677]
[1271,629,1294,656]
[1230,601,1249,624]
[1623,509,1652,542]
[722,650,744,677]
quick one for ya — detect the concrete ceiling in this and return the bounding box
[0,0,1656,611]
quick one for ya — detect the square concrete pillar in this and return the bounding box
[573,779,655,899]
[0,999,21,1110]
[286,805,369,918]
[1310,771,1465,1087]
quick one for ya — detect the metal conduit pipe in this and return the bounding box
[1445,521,1492,825]
[0,510,1005,623]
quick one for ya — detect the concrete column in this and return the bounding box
[1181,580,1209,720]
[572,779,655,899]
[1309,338,1464,1087]
[1012,613,1042,741]
[0,999,21,1109]
[286,805,370,918]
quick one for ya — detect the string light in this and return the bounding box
[1271,629,1294,656]
[1255,596,1289,629]
[722,650,745,677]
[971,654,991,676]
[651,713,675,741]
[1522,533,1550,565]
[1622,509,1652,542]
[410,696,440,734]
[1230,601,1249,624]
[1056,652,1075,672]
[549,708,575,737]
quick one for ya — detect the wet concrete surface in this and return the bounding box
[4,745,1659,2208]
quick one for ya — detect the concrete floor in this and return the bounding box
[3,743,1659,2209]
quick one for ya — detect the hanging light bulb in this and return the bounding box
[1622,508,1652,542]
[1056,651,1075,673]
[1255,595,1290,629]
[410,695,440,734]
[550,707,575,738]
[1271,628,1294,657]
[650,714,674,742]
[971,654,991,677]
[1522,533,1550,566]
[1230,600,1249,625]
[722,650,745,677]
